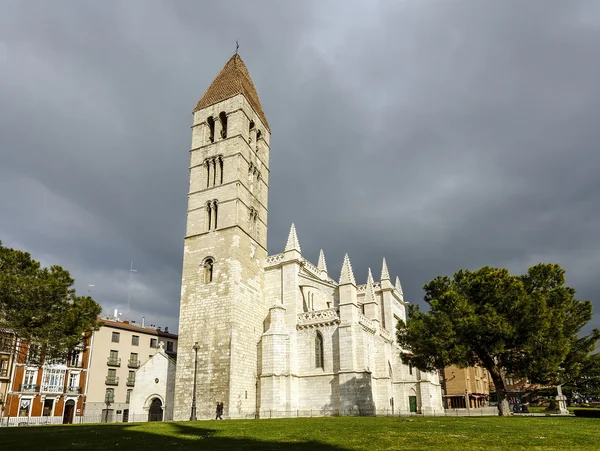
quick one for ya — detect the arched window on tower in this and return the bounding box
[212,201,218,229]
[203,258,214,284]
[205,159,211,188]
[315,332,324,369]
[218,156,224,185]
[206,201,212,231]
[219,112,228,139]
[207,116,215,143]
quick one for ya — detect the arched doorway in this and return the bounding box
[63,400,75,424]
[148,398,163,422]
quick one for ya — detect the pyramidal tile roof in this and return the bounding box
[284,223,301,253]
[193,53,270,131]
[339,253,356,286]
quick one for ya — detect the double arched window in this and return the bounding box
[315,332,324,369]
[206,200,218,231]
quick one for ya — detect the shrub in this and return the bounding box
[545,400,558,411]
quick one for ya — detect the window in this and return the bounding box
[203,258,214,284]
[41,368,66,393]
[219,112,228,139]
[110,350,118,359]
[43,398,53,416]
[69,350,81,367]
[126,389,132,404]
[166,341,174,352]
[207,116,215,143]
[315,332,324,369]
[68,372,79,391]
[19,398,31,417]
[112,332,120,343]
[206,200,218,231]
[409,365,413,376]
[219,156,224,185]
[131,335,139,346]
[105,388,115,403]
[150,338,158,349]
[23,369,36,387]
[130,352,138,363]
[128,371,135,384]
[0,354,9,377]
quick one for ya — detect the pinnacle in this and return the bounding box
[365,268,376,304]
[284,223,301,253]
[381,258,390,281]
[395,276,403,295]
[339,253,356,286]
[317,249,328,273]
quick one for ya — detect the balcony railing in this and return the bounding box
[0,368,8,378]
[127,359,140,369]
[107,357,121,367]
[19,384,39,393]
[41,385,64,394]
[105,376,119,386]
[105,395,115,404]
[65,385,82,394]
[126,378,135,387]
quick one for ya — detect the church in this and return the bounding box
[172,53,443,420]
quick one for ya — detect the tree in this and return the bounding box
[0,241,102,364]
[563,353,600,401]
[397,264,599,416]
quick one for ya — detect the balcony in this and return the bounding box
[126,378,135,387]
[65,386,82,394]
[0,368,8,378]
[127,359,140,369]
[41,385,64,394]
[19,384,39,393]
[105,376,119,386]
[105,395,115,404]
[107,357,121,367]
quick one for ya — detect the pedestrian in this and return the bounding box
[216,402,223,420]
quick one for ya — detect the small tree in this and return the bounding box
[0,241,102,364]
[397,264,599,416]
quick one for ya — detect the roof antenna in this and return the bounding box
[235,39,239,54]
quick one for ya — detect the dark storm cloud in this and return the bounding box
[1,0,599,333]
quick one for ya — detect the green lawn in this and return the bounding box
[1,416,598,451]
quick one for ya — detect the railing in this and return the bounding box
[107,357,121,367]
[105,376,118,385]
[0,368,8,378]
[127,359,140,369]
[40,385,64,394]
[357,282,381,292]
[19,384,39,393]
[358,312,376,333]
[265,253,285,265]
[379,328,393,341]
[126,378,135,387]
[297,308,340,328]
[65,386,82,394]
[302,258,320,276]
[105,395,115,404]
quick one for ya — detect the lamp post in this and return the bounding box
[190,342,199,421]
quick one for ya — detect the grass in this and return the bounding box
[1,416,598,451]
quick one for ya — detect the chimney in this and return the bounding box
[141,317,145,328]
[113,309,118,320]
[165,327,169,333]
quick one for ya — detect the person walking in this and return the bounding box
[215,402,223,420]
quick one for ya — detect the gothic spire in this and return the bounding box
[395,276,403,295]
[365,268,376,304]
[284,223,301,253]
[381,257,390,281]
[317,249,328,273]
[339,253,356,286]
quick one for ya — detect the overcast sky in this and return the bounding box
[1,0,599,334]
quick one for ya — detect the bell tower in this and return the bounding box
[173,53,271,420]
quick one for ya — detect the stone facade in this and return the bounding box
[129,342,176,422]
[173,54,443,420]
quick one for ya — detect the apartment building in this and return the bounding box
[0,331,17,417]
[85,319,177,422]
[4,335,89,424]
[440,365,490,409]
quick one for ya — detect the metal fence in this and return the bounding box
[0,407,500,427]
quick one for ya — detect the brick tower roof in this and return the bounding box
[194,53,270,131]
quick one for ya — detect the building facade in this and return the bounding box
[4,335,89,424]
[440,365,490,409]
[0,330,17,419]
[85,318,178,422]
[173,54,444,420]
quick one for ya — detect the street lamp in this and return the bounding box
[190,341,199,421]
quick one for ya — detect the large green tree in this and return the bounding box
[0,241,102,364]
[397,264,599,416]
